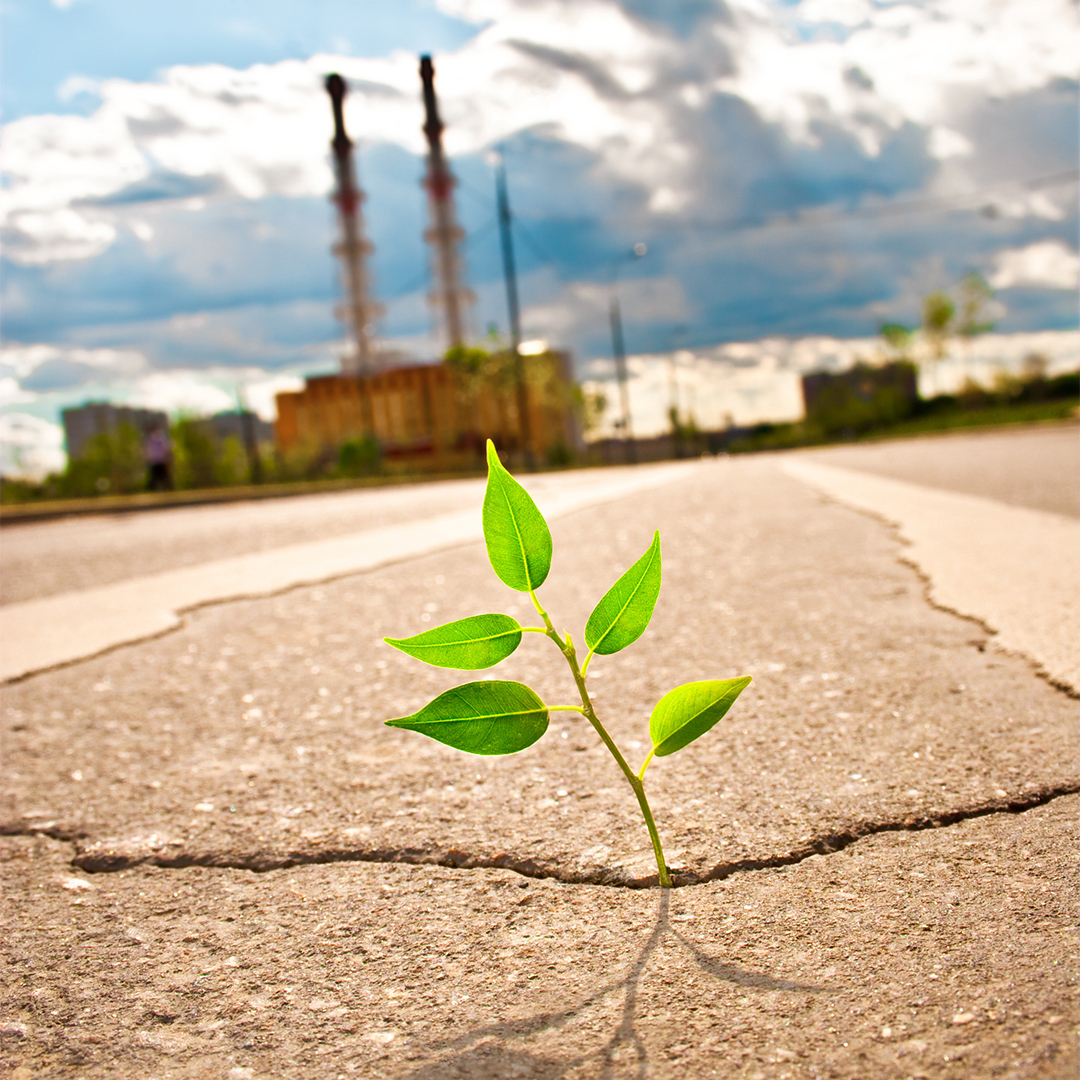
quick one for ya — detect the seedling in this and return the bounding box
[384,441,750,887]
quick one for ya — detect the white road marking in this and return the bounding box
[0,462,699,681]
[783,458,1080,692]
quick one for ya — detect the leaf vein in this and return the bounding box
[499,472,534,591]
[392,631,519,650]
[593,542,658,651]
[399,709,547,726]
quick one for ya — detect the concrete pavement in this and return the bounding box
[782,459,1079,692]
[0,463,692,681]
[4,796,1074,1078]
[799,422,1079,519]
[2,427,1077,1078]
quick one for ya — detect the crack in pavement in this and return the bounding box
[6,781,1075,888]
[0,462,695,683]
[804,486,1080,701]
[781,458,1080,694]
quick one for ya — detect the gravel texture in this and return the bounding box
[2,795,1075,1078]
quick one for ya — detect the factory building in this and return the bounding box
[275,55,578,469]
[274,349,580,467]
[62,403,169,460]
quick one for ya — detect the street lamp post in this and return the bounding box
[610,242,647,464]
[490,152,534,470]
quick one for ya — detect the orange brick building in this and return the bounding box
[275,354,580,468]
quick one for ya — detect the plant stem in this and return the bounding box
[637,747,656,779]
[530,590,673,888]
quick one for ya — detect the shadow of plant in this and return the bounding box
[397,891,829,1079]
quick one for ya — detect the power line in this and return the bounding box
[385,216,498,299]
[376,168,1077,326]
[652,169,1078,234]
[461,168,1076,244]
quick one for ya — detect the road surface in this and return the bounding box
[2,423,1077,1079]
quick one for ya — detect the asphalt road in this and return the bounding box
[0,463,686,607]
[2,424,1076,1079]
[2,422,1076,610]
[802,420,1079,517]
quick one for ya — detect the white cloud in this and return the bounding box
[0,343,149,379]
[989,240,1080,290]
[521,273,688,342]
[0,413,66,480]
[4,209,117,264]
[0,377,37,408]
[581,331,883,434]
[56,74,102,102]
[122,365,311,422]
[984,191,1066,221]
[4,0,1065,265]
[2,0,1076,314]
[121,372,241,418]
[242,374,307,420]
[129,220,154,242]
[927,125,974,160]
[795,0,875,26]
[581,327,1080,436]
[717,0,1078,152]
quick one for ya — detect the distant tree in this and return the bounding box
[921,291,956,360]
[337,436,380,477]
[60,423,144,497]
[170,417,218,490]
[956,273,997,339]
[880,274,1000,397]
[214,436,250,486]
[879,323,915,361]
[580,387,608,435]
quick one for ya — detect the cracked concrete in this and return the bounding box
[782,457,1080,693]
[6,781,1077,890]
[0,463,691,681]
[2,430,1078,1077]
[4,457,1077,885]
[3,796,1076,1078]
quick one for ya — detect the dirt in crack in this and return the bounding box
[42,781,1078,887]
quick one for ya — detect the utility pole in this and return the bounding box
[609,242,646,464]
[325,74,379,375]
[493,155,534,469]
[609,296,636,463]
[419,55,470,351]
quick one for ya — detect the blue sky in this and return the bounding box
[1,0,1077,471]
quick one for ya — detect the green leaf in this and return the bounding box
[385,680,548,755]
[482,439,552,592]
[649,677,752,757]
[384,614,523,670]
[584,530,661,655]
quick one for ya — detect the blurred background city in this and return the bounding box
[1,0,1076,500]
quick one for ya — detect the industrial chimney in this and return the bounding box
[419,55,471,351]
[325,73,381,375]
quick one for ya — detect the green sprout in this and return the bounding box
[383,441,751,888]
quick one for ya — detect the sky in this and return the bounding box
[1,0,1078,474]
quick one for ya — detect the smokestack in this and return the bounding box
[419,55,471,351]
[325,73,380,375]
